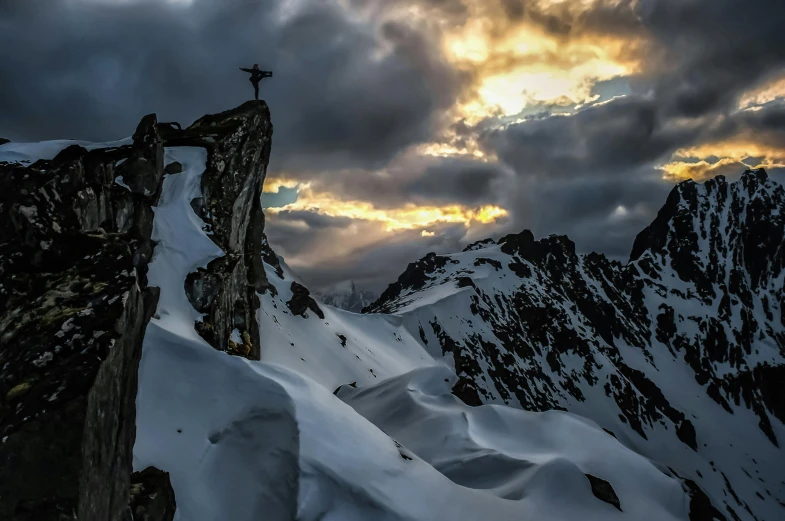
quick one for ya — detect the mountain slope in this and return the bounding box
[4,104,781,521]
[128,108,695,521]
[363,169,785,521]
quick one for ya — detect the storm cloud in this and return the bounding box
[2,0,784,291]
[0,0,461,171]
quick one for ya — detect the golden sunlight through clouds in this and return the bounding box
[440,6,637,124]
[739,74,785,109]
[265,180,507,232]
[661,142,785,181]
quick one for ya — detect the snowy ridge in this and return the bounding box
[132,145,700,520]
[0,137,133,165]
[364,170,785,521]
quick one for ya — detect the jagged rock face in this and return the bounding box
[287,281,325,319]
[365,170,785,521]
[174,101,273,360]
[0,117,164,520]
[1,101,275,519]
[125,467,176,521]
[366,253,455,312]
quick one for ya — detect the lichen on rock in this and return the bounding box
[0,114,163,521]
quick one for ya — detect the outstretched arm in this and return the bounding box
[239,67,253,72]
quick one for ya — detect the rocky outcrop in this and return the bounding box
[174,101,273,360]
[364,252,457,313]
[0,100,276,519]
[585,474,622,511]
[125,467,176,521]
[682,479,728,521]
[0,117,164,520]
[287,281,325,319]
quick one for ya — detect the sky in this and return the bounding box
[2,0,785,292]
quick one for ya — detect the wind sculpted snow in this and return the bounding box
[131,144,700,520]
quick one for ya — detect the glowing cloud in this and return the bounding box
[662,141,785,181]
[738,74,785,109]
[437,3,639,124]
[267,185,508,232]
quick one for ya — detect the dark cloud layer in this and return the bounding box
[269,153,506,210]
[0,0,460,171]
[2,0,785,291]
[406,158,508,205]
[275,210,353,230]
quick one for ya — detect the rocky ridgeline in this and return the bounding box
[364,169,785,443]
[364,170,785,521]
[166,102,274,359]
[0,101,273,520]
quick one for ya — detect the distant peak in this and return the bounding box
[742,167,768,182]
[499,229,576,262]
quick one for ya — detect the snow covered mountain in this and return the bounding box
[2,102,783,521]
[361,169,785,521]
[315,280,378,313]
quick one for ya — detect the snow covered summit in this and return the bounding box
[1,102,783,521]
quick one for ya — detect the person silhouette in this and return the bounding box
[239,64,273,100]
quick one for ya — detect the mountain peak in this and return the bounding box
[630,170,784,283]
[354,168,785,521]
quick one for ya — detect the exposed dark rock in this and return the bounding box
[261,231,284,281]
[585,474,622,511]
[160,101,273,359]
[364,252,452,313]
[463,238,496,252]
[333,381,358,395]
[456,276,475,289]
[0,138,9,145]
[754,363,785,424]
[451,378,484,406]
[474,257,502,270]
[0,115,163,520]
[126,467,176,521]
[677,419,699,451]
[287,282,324,319]
[115,116,165,202]
[602,428,618,439]
[683,479,728,521]
[163,162,182,175]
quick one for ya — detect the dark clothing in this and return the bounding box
[240,67,272,100]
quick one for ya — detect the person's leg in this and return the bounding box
[254,82,259,100]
